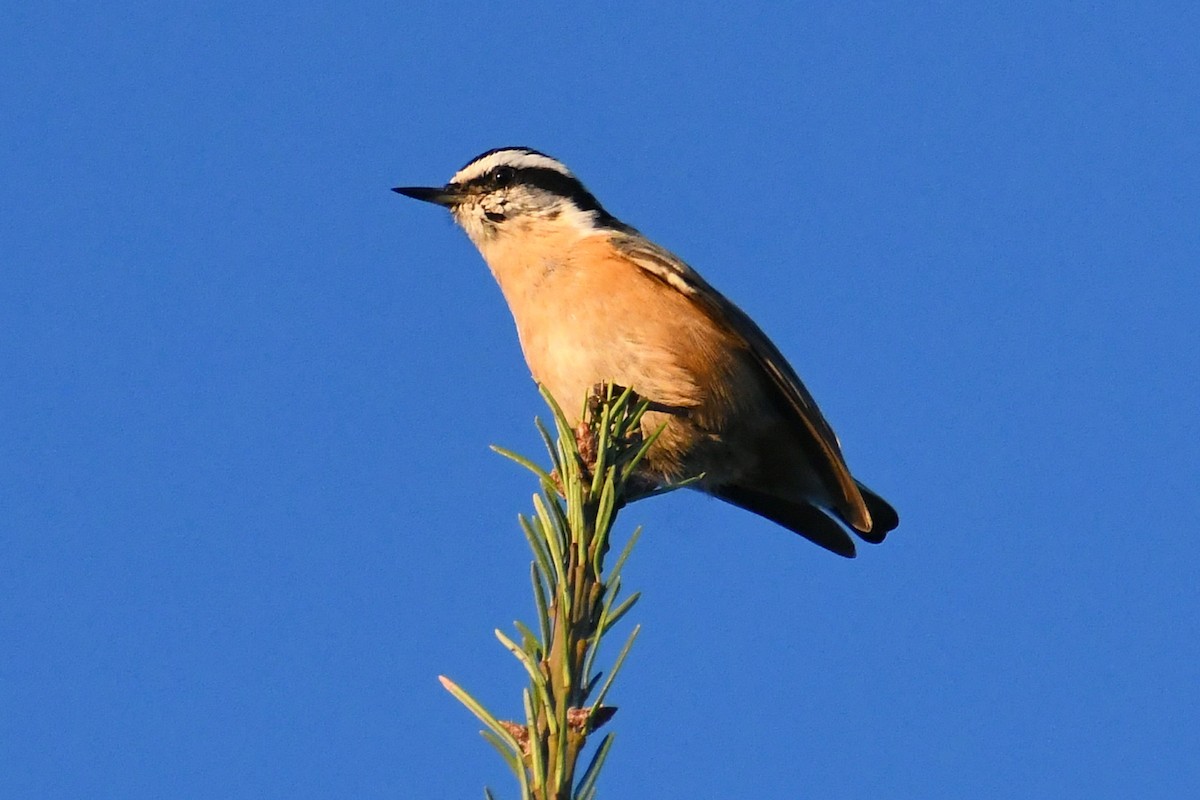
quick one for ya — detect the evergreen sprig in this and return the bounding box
[440,384,683,800]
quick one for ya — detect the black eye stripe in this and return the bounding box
[466,165,630,232]
[514,167,584,195]
[484,167,600,211]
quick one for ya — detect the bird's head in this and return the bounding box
[393,147,627,247]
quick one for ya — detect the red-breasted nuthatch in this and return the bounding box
[395,147,897,557]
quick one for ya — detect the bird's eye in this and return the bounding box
[492,166,516,187]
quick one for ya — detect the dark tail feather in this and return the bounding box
[712,485,858,558]
[853,481,899,544]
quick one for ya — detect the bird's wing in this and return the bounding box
[613,235,873,531]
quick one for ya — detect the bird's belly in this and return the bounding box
[520,325,697,416]
[521,329,636,417]
[517,323,759,486]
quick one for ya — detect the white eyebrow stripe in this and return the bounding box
[451,150,575,184]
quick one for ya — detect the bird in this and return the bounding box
[393,147,897,557]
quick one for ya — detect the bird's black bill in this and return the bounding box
[391,185,458,207]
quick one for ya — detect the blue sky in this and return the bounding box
[3,3,1198,798]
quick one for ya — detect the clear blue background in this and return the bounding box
[3,4,1197,798]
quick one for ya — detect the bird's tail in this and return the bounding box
[853,481,899,544]
[712,482,898,558]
